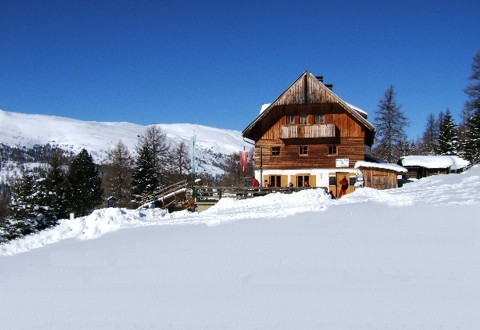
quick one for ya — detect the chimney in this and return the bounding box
[315,75,324,82]
[325,83,333,90]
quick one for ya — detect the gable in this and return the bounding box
[242,71,375,144]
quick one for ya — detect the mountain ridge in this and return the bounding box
[0,109,247,176]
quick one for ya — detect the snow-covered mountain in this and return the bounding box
[0,109,247,175]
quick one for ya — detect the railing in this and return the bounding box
[195,186,327,202]
[138,183,328,212]
[138,180,189,209]
[280,123,335,139]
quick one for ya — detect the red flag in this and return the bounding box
[239,151,248,172]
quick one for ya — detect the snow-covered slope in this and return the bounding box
[0,109,246,174]
[1,166,479,329]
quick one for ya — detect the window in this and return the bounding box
[297,175,310,188]
[328,145,337,155]
[329,176,336,185]
[300,113,307,124]
[299,146,308,156]
[314,114,324,124]
[269,175,282,188]
[286,115,295,125]
[271,147,280,156]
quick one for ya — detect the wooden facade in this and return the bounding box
[355,166,406,190]
[403,166,448,180]
[242,72,376,194]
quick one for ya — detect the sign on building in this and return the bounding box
[336,158,349,168]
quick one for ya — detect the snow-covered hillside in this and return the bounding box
[0,109,246,175]
[1,166,479,329]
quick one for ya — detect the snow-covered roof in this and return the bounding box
[344,102,368,117]
[354,161,408,173]
[259,103,271,114]
[400,155,470,170]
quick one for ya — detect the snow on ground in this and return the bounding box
[1,166,480,329]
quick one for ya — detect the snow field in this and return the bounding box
[0,166,479,329]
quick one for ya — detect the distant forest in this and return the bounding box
[0,143,75,164]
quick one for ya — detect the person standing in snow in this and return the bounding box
[251,177,260,188]
[338,176,349,198]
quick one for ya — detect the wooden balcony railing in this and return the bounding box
[280,123,336,139]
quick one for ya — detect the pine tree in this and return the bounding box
[419,113,439,155]
[43,151,69,219]
[138,126,170,185]
[372,86,410,162]
[462,110,480,163]
[438,109,459,155]
[7,170,56,238]
[131,126,171,204]
[66,149,103,217]
[103,140,133,207]
[460,51,480,164]
[131,144,158,203]
[8,171,38,237]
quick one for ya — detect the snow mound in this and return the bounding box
[202,188,330,225]
[1,208,167,256]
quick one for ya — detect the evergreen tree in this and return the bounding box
[66,149,103,216]
[103,140,133,207]
[438,109,459,155]
[138,126,170,185]
[43,151,69,219]
[460,51,480,164]
[0,193,9,221]
[9,171,36,221]
[131,144,158,203]
[131,126,171,204]
[419,113,439,155]
[7,170,53,238]
[372,86,410,162]
[462,109,480,163]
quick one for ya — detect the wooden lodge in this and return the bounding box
[242,71,376,198]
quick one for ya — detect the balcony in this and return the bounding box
[280,123,336,139]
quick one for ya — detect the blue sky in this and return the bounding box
[1,0,479,140]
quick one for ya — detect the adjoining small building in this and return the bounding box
[354,161,408,190]
[399,155,470,180]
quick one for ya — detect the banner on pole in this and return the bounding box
[239,150,248,173]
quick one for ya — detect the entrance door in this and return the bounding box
[328,172,351,198]
[336,172,352,197]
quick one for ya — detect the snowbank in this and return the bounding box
[3,166,480,256]
[1,189,330,256]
